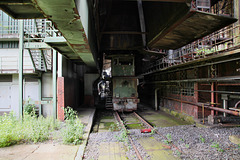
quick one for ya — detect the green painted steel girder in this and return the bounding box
[32,0,96,68]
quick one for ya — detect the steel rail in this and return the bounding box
[114,112,143,160]
[133,112,183,154]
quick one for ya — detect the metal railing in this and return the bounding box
[192,0,234,17]
[144,24,240,74]
[0,8,62,72]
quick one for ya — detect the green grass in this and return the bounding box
[0,112,58,147]
[0,109,84,148]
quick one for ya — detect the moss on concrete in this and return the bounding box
[127,123,144,129]
[161,107,195,124]
[229,135,240,145]
[101,116,114,119]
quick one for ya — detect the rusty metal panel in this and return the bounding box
[112,56,135,76]
[0,0,44,19]
[112,77,138,98]
[148,10,237,49]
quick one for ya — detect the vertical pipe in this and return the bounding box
[202,104,204,124]
[38,76,42,116]
[18,20,24,119]
[155,88,159,111]
[215,83,218,115]
[180,88,183,113]
[223,99,227,117]
[58,53,62,77]
[52,49,57,119]
[211,82,215,116]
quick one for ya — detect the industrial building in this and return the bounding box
[0,0,239,125]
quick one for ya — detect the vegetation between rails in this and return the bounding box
[0,106,84,148]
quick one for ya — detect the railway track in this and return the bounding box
[114,111,143,160]
[114,111,183,160]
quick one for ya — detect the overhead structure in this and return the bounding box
[147,10,237,49]
[0,0,96,68]
[0,0,238,66]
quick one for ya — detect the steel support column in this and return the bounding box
[137,0,146,46]
[38,75,42,116]
[155,88,160,111]
[52,49,57,119]
[18,20,24,119]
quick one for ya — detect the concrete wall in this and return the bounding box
[0,48,34,73]
[42,73,52,117]
[0,74,39,116]
[83,73,99,107]
[60,56,85,109]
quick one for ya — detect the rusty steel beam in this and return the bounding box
[125,0,191,2]
[162,97,240,116]
[0,0,32,5]
[101,31,147,35]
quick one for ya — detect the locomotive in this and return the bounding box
[97,54,139,111]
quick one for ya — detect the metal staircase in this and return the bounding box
[24,19,53,72]
[35,19,46,34]
[105,92,113,110]
[28,49,51,72]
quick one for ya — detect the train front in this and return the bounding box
[111,55,139,112]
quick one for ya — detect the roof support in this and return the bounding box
[137,0,146,47]
[38,76,42,116]
[52,49,57,119]
[18,20,24,119]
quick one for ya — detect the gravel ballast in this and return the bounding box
[83,125,240,160]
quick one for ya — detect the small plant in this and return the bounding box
[164,133,172,144]
[24,103,36,115]
[200,135,205,143]
[108,123,119,132]
[150,127,157,135]
[185,144,190,148]
[180,138,184,142]
[61,118,84,145]
[115,129,129,143]
[211,142,224,152]
[64,106,77,121]
[176,150,181,156]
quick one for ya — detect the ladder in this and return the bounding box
[105,92,113,110]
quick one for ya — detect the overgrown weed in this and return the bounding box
[0,106,84,147]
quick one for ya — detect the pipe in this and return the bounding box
[211,82,215,116]
[52,49,57,119]
[18,20,24,119]
[223,99,227,117]
[162,96,240,116]
[235,100,240,108]
[155,88,160,111]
